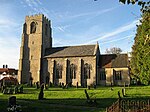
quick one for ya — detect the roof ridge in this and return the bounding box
[52,44,96,48]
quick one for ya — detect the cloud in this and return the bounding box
[51,7,116,22]
[69,7,115,19]
[100,35,134,45]
[23,0,49,17]
[53,25,71,32]
[85,19,139,44]
[0,18,19,29]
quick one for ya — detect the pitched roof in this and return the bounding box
[45,44,98,58]
[100,54,128,68]
[0,68,18,75]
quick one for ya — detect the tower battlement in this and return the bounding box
[25,14,50,23]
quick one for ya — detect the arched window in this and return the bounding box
[30,22,36,33]
[84,63,92,79]
[56,64,63,79]
[70,64,76,79]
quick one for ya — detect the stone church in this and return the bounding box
[18,14,130,86]
[18,14,100,87]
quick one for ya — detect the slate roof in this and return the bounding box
[45,44,97,58]
[100,54,128,68]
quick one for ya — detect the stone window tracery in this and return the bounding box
[56,64,63,79]
[70,64,76,79]
[114,70,122,80]
[84,63,92,79]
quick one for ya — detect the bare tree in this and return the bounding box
[105,47,122,54]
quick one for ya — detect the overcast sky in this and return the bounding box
[0,0,141,69]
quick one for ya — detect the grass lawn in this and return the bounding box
[0,86,150,112]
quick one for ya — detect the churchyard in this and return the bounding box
[0,85,150,112]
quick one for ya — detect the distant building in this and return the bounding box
[0,65,18,87]
[18,14,130,86]
[0,65,18,80]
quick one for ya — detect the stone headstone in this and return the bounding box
[36,82,39,89]
[84,89,90,101]
[76,82,78,88]
[93,84,96,89]
[38,83,44,100]
[122,88,126,97]
[118,91,121,99]
[49,82,52,87]
[59,82,62,87]
[65,84,68,89]
[18,86,23,93]
[8,96,16,106]
[44,84,48,90]
[87,86,90,90]
[14,86,18,94]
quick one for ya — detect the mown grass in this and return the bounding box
[0,86,150,112]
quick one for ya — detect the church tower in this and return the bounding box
[18,14,52,84]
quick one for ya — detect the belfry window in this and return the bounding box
[84,63,92,79]
[56,64,63,79]
[70,64,76,79]
[30,22,36,34]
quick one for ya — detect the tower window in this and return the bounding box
[30,22,36,34]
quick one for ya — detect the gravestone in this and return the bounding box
[118,91,121,99]
[122,88,126,97]
[59,82,62,87]
[76,82,78,88]
[65,84,68,89]
[14,86,18,94]
[7,96,22,112]
[44,84,48,90]
[69,82,72,87]
[93,84,96,89]
[84,89,97,105]
[62,83,65,89]
[49,82,52,87]
[1,85,6,93]
[18,86,23,93]
[36,82,39,89]
[8,96,16,106]
[87,86,90,90]
[84,89,90,101]
[8,88,13,94]
[38,84,44,100]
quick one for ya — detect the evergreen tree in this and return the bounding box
[131,12,150,85]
